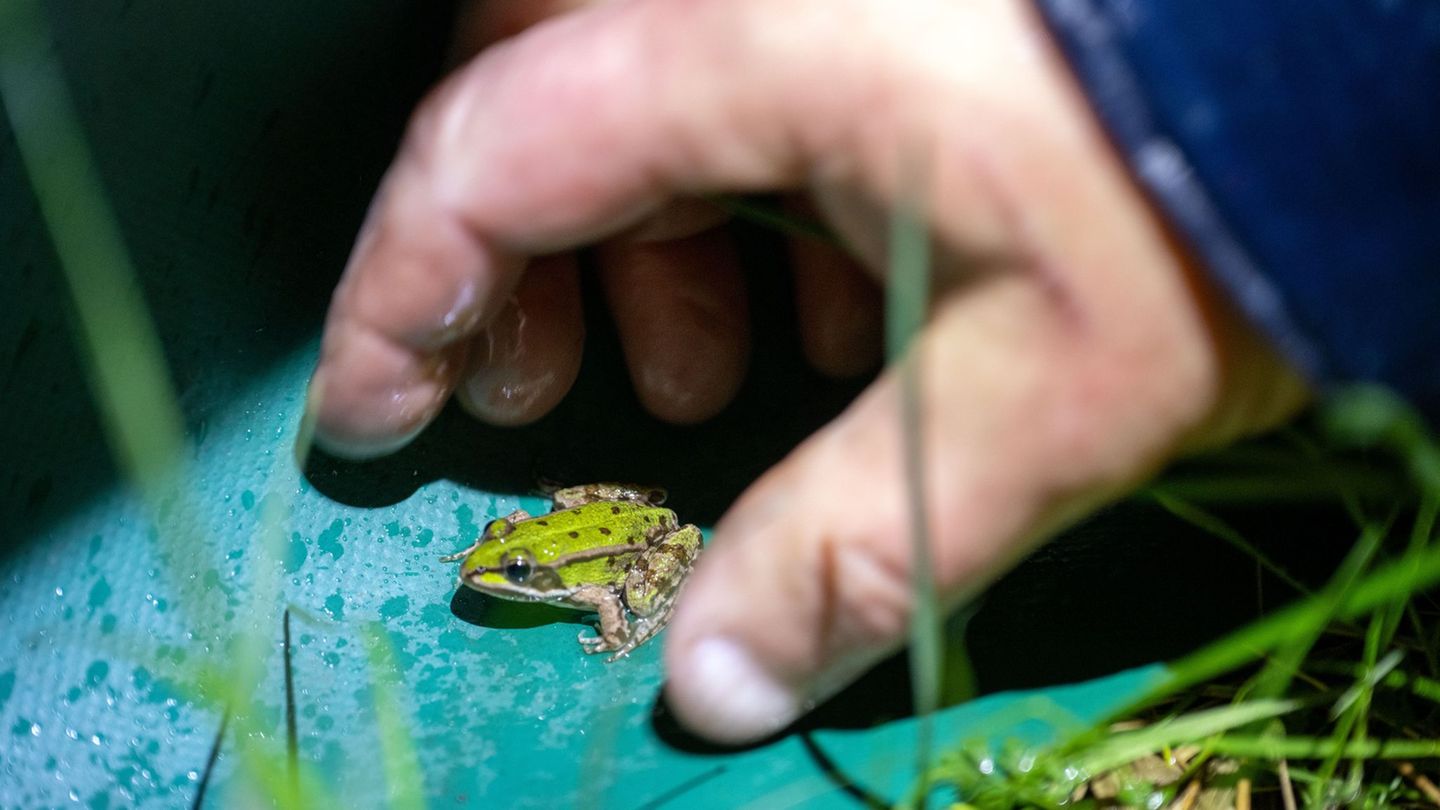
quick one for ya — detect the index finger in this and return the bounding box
[309,0,808,456]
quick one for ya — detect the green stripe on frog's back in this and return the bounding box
[461,502,675,570]
[517,501,676,560]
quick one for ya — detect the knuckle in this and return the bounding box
[817,535,915,655]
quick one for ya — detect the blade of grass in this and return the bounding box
[1381,495,1438,649]
[191,708,231,810]
[361,624,426,810]
[1077,699,1300,775]
[1251,520,1388,701]
[2,7,314,803]
[1306,635,1397,805]
[0,0,222,631]
[283,608,299,794]
[1149,491,1310,596]
[1323,385,1440,499]
[0,0,185,500]
[707,195,840,246]
[885,151,946,792]
[1207,735,1440,761]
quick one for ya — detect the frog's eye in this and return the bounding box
[500,551,534,585]
[646,489,667,505]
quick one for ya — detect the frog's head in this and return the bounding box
[458,539,569,602]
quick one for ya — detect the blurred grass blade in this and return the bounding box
[362,624,426,810]
[1078,699,1299,774]
[1323,384,1440,499]
[1251,520,1387,701]
[0,0,186,499]
[1207,735,1440,761]
[709,195,840,246]
[1150,491,1310,596]
[886,150,947,789]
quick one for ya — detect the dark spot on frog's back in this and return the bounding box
[568,531,579,538]
[535,519,548,526]
[599,527,611,536]
[611,506,622,515]
[661,544,694,563]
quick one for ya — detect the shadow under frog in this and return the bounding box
[447,584,588,631]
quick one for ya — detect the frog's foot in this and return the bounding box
[571,586,630,658]
[438,540,481,564]
[578,628,622,656]
[601,601,677,662]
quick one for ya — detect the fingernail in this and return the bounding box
[672,637,802,744]
[306,366,427,460]
[312,425,424,461]
[456,299,566,425]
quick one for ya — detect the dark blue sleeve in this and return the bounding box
[1034,0,1440,420]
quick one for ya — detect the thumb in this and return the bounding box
[662,261,1303,743]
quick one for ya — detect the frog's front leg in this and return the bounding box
[550,483,668,510]
[567,586,631,656]
[437,509,532,562]
[609,524,703,661]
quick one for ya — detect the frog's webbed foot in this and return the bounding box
[438,541,481,564]
[578,629,620,656]
[602,599,677,662]
[570,585,632,659]
[578,622,656,662]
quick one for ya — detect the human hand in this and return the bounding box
[307,0,1310,743]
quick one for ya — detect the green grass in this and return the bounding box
[922,395,1440,808]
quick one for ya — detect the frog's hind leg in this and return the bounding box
[568,586,629,656]
[609,524,703,661]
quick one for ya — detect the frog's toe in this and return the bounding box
[578,631,616,655]
[437,546,474,563]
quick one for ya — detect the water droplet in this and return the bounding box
[29,723,41,736]
[54,587,63,597]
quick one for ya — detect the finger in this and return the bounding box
[787,197,883,378]
[308,172,524,457]
[310,0,822,454]
[449,0,593,61]
[597,228,749,424]
[455,253,585,426]
[661,254,1274,743]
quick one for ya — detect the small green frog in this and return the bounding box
[441,483,702,661]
